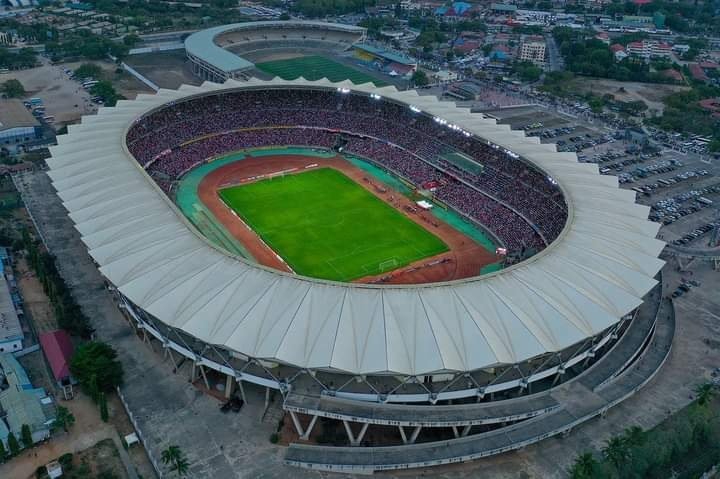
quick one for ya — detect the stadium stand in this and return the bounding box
[127,89,567,252]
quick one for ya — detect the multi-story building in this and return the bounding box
[519,37,546,65]
[626,40,672,59]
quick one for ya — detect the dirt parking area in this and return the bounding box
[2,59,150,126]
[568,78,689,114]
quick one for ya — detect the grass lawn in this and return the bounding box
[255,55,387,86]
[219,168,448,281]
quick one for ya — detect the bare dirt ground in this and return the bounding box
[568,78,689,114]
[124,51,202,89]
[16,256,56,334]
[0,392,149,479]
[197,155,497,284]
[2,59,150,126]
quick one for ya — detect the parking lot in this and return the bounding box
[2,58,150,127]
[482,104,720,250]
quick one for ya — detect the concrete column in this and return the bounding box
[237,378,248,404]
[301,415,318,440]
[225,374,235,399]
[342,420,369,446]
[289,411,305,437]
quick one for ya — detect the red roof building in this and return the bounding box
[689,63,710,82]
[39,330,74,384]
[661,69,683,82]
[610,43,625,53]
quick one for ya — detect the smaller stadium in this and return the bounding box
[184,20,416,85]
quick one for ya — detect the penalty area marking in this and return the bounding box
[217,192,296,274]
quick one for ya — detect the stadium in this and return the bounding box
[46,78,670,473]
[184,21,369,82]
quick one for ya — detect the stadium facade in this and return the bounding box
[185,21,367,82]
[46,78,668,472]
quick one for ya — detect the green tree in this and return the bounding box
[21,424,33,448]
[695,382,716,406]
[161,445,190,476]
[122,33,141,47]
[0,439,6,462]
[74,63,103,80]
[411,69,428,87]
[603,436,629,471]
[1,79,26,98]
[622,425,645,448]
[90,81,122,107]
[99,392,109,422]
[70,341,124,396]
[54,406,76,432]
[7,432,20,456]
[568,451,598,479]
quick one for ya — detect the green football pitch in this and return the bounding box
[218,168,448,282]
[255,55,388,86]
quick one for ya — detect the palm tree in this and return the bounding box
[695,382,716,406]
[603,436,630,471]
[569,451,598,479]
[162,445,190,477]
[622,425,645,448]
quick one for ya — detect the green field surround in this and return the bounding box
[255,55,388,86]
[218,168,448,281]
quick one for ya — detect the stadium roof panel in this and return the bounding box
[184,21,367,74]
[46,78,664,377]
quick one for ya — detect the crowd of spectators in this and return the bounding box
[128,88,567,251]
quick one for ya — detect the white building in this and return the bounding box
[519,39,546,65]
[0,100,41,155]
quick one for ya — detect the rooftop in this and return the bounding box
[0,100,39,131]
[0,265,21,346]
[184,21,366,74]
[354,43,417,66]
[39,330,74,383]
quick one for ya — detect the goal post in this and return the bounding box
[379,258,399,272]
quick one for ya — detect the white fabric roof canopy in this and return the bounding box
[46,78,664,376]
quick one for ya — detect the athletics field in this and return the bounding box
[218,168,448,281]
[255,55,388,86]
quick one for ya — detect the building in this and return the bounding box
[432,69,459,84]
[0,100,41,155]
[45,77,667,471]
[626,40,672,60]
[0,354,55,450]
[0,260,22,355]
[185,21,367,83]
[353,43,417,74]
[39,330,74,398]
[519,37,546,65]
[610,43,627,62]
[0,31,16,46]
